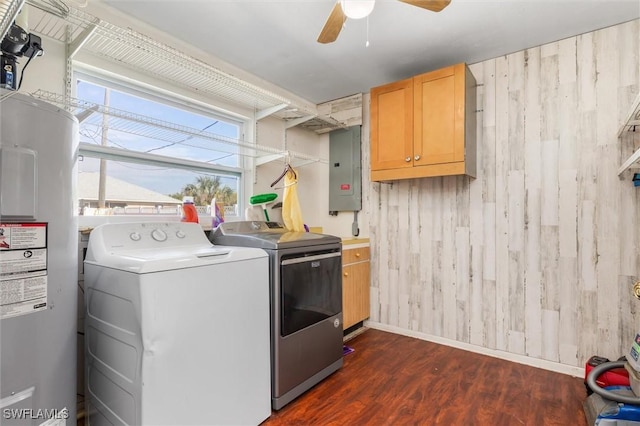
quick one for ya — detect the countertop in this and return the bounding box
[341,238,370,249]
[308,227,369,248]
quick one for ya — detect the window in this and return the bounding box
[74,73,245,222]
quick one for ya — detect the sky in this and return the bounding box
[76,79,241,199]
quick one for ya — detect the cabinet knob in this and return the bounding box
[344,272,349,277]
[414,155,421,161]
[405,156,411,162]
[355,253,361,258]
[634,281,640,299]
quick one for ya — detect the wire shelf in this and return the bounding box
[29,89,327,165]
[618,92,640,176]
[0,0,25,41]
[25,0,299,113]
[2,1,360,136]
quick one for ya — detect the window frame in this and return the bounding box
[73,70,248,227]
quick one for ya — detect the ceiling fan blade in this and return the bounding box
[398,0,451,12]
[317,2,346,44]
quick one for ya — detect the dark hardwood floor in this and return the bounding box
[262,329,588,426]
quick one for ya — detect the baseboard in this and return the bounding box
[343,323,368,342]
[365,321,584,378]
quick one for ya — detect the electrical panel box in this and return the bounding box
[329,126,361,212]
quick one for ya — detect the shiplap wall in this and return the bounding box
[366,19,640,367]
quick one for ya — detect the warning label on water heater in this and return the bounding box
[0,223,48,319]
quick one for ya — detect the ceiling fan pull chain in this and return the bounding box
[366,15,370,47]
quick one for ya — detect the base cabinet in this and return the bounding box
[342,246,370,330]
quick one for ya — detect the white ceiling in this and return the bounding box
[102,0,639,105]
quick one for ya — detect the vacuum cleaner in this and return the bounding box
[584,357,640,425]
[585,355,630,395]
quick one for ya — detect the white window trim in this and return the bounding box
[73,69,250,229]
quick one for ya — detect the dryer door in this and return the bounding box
[279,249,342,337]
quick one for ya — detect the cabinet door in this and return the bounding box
[413,64,465,166]
[342,261,370,330]
[370,78,414,172]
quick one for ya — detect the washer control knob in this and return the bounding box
[176,230,186,239]
[130,232,141,241]
[151,229,168,242]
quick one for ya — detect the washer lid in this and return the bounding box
[86,245,255,273]
[84,222,266,273]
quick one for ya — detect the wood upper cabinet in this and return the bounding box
[370,77,414,172]
[370,63,476,182]
[342,246,370,330]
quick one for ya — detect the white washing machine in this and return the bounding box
[83,222,271,426]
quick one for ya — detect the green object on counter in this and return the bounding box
[249,193,278,221]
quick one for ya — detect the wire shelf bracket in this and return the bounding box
[618,92,640,176]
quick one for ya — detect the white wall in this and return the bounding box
[18,36,66,94]
[253,116,325,226]
[253,117,370,238]
[367,19,640,369]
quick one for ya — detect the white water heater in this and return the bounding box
[0,92,78,424]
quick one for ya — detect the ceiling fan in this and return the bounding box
[317,0,451,44]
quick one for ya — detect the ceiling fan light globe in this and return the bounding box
[341,0,375,19]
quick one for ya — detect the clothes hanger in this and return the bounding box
[269,164,297,188]
[270,153,297,187]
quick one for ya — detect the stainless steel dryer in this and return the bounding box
[210,221,343,410]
